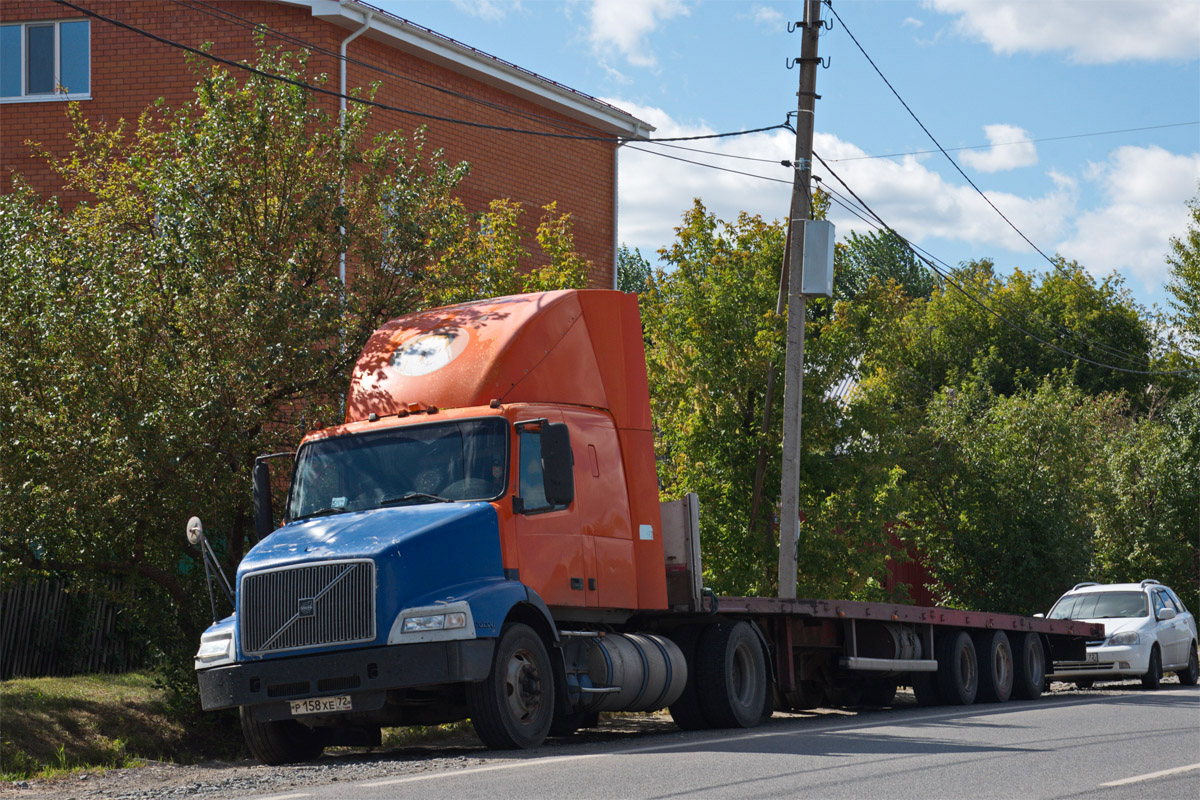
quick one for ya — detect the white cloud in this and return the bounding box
[959,124,1038,173]
[753,6,785,28]
[450,0,523,22]
[608,102,1076,261]
[902,17,925,29]
[1056,146,1200,293]
[926,0,1200,63]
[588,0,690,68]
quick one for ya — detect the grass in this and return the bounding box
[0,672,188,781]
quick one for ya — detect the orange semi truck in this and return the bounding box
[190,289,1102,764]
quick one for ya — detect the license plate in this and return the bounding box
[1087,652,1099,663]
[290,695,352,716]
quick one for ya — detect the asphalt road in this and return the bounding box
[246,684,1200,800]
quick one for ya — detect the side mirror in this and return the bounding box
[1156,607,1177,621]
[253,459,274,539]
[541,423,575,507]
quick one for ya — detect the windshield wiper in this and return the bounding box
[379,492,453,506]
[295,506,352,521]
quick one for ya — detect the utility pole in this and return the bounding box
[777,0,823,600]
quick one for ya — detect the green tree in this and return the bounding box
[617,243,652,294]
[0,46,587,689]
[834,228,937,303]
[1166,188,1200,355]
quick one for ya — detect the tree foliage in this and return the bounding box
[0,47,588,680]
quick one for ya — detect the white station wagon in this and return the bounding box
[1045,580,1198,689]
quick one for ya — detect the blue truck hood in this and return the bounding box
[240,503,496,569]
[234,502,504,659]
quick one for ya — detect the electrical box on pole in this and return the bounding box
[795,220,835,298]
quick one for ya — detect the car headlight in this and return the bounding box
[1109,631,1140,646]
[402,612,467,633]
[194,632,234,664]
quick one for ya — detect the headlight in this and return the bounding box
[402,612,467,633]
[1109,631,1140,646]
[194,633,234,662]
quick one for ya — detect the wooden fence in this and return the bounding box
[0,580,147,679]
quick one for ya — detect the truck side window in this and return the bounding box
[518,429,552,513]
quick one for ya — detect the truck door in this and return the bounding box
[563,409,637,610]
[513,416,588,608]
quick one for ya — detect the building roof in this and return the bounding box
[282,0,654,139]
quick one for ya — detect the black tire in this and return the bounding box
[911,672,942,706]
[666,626,710,731]
[1073,678,1094,690]
[239,707,324,765]
[861,680,898,707]
[1011,632,1046,700]
[1177,645,1199,686]
[1141,646,1162,691]
[694,621,768,729]
[467,623,555,748]
[973,630,1014,703]
[936,631,979,705]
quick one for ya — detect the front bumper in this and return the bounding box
[197,639,495,712]
[1048,642,1149,679]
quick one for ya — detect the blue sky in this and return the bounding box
[374,0,1200,314]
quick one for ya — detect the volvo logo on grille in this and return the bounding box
[297,597,316,617]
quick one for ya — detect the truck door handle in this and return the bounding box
[570,577,584,590]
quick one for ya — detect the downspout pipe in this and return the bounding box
[613,140,622,291]
[339,10,373,285]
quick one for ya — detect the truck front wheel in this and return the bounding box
[467,622,555,748]
[239,707,324,765]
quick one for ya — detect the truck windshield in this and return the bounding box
[287,418,508,521]
[1048,591,1148,620]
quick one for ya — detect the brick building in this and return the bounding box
[0,0,651,287]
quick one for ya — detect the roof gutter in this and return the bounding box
[338,8,372,286]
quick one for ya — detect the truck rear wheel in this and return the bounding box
[1011,632,1046,700]
[936,631,979,705]
[239,707,324,765]
[694,621,768,729]
[467,622,555,748]
[973,630,1014,703]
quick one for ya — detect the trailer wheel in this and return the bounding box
[666,626,710,731]
[695,621,768,729]
[1011,632,1046,700]
[467,623,555,748]
[973,630,1014,703]
[936,631,978,705]
[239,707,324,765]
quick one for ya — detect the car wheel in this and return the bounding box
[1177,644,1198,686]
[1141,645,1162,691]
[239,707,324,765]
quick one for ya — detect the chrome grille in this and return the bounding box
[240,560,375,655]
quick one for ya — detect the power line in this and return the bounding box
[825,121,1200,163]
[625,145,794,184]
[54,0,789,145]
[824,0,1193,359]
[814,152,1196,378]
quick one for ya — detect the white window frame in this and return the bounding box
[0,18,91,103]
